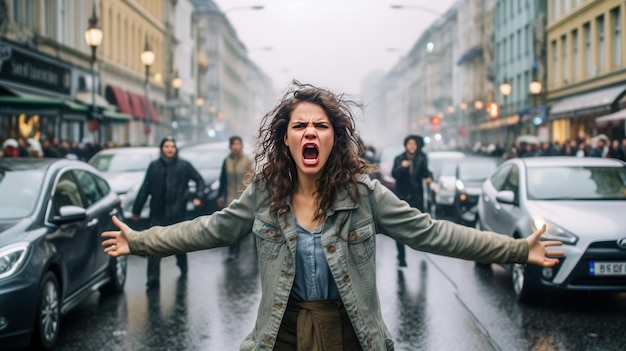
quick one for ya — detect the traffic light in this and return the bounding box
[430,116,441,125]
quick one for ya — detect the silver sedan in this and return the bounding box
[476,156,626,302]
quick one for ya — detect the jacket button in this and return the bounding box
[327,245,336,253]
[348,231,357,241]
[367,337,373,346]
[268,229,276,237]
[343,274,350,282]
[352,309,359,316]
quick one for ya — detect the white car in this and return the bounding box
[88,147,160,222]
[424,151,465,214]
[476,156,626,302]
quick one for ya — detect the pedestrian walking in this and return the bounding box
[102,81,563,350]
[217,135,252,262]
[391,134,432,267]
[131,136,206,289]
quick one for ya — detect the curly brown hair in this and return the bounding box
[253,81,372,221]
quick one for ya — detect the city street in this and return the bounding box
[29,224,626,351]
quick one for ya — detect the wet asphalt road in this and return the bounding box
[26,220,626,351]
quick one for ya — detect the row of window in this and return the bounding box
[9,0,164,79]
[551,7,622,86]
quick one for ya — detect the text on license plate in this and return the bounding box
[589,261,626,276]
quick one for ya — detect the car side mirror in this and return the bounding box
[495,190,515,204]
[52,205,87,225]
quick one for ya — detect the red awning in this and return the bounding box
[126,91,145,119]
[105,85,132,115]
[148,100,160,122]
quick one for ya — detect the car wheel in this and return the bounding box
[100,256,127,294]
[474,217,492,270]
[32,272,61,350]
[512,263,536,303]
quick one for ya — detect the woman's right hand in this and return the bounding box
[101,216,132,257]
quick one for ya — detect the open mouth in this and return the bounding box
[302,143,319,165]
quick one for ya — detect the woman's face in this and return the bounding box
[405,139,418,154]
[161,140,177,158]
[284,102,335,178]
[230,139,243,156]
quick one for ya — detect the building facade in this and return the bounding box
[193,0,274,142]
[546,0,626,143]
[494,0,548,144]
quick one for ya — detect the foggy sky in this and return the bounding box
[212,0,457,96]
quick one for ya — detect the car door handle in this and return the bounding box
[109,208,118,216]
[87,218,99,227]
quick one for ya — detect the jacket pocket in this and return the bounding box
[252,218,284,260]
[343,220,376,265]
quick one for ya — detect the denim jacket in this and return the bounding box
[128,175,529,350]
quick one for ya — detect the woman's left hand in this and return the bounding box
[526,224,565,266]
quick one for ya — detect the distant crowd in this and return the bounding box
[1,136,127,161]
[465,135,626,161]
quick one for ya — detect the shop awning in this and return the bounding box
[103,110,132,124]
[147,100,160,122]
[105,85,133,115]
[75,91,112,109]
[595,108,626,123]
[0,96,88,112]
[125,92,160,122]
[126,91,145,119]
[549,85,626,120]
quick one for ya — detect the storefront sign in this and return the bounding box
[0,40,72,96]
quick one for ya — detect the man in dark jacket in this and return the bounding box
[132,136,205,288]
[391,135,432,267]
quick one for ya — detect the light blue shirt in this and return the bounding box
[291,219,340,302]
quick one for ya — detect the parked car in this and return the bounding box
[88,147,160,226]
[432,156,499,223]
[425,151,465,214]
[376,145,404,191]
[475,156,626,302]
[179,142,231,219]
[0,158,126,350]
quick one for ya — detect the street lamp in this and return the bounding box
[84,1,103,141]
[171,70,182,98]
[499,77,512,114]
[170,70,183,132]
[529,80,542,96]
[140,37,155,145]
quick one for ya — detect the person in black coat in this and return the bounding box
[132,136,205,288]
[391,134,432,267]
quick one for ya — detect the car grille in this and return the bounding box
[566,241,626,288]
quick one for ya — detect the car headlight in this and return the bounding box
[0,242,30,279]
[531,217,578,245]
[455,179,465,192]
[210,180,220,191]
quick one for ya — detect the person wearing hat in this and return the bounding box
[132,136,206,288]
[2,138,19,157]
[391,134,432,267]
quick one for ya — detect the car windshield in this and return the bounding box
[0,168,45,219]
[90,153,154,172]
[379,146,404,163]
[527,166,626,200]
[180,149,230,170]
[458,160,498,181]
[429,155,463,179]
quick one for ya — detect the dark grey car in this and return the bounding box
[0,158,126,350]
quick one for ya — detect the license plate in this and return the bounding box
[589,261,626,276]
